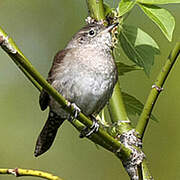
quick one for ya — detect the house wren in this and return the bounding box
[34,22,118,157]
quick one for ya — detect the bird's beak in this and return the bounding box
[100,22,119,35]
[106,23,119,32]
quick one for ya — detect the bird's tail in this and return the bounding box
[34,111,65,157]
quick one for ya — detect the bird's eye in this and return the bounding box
[88,29,96,36]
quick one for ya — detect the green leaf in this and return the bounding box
[117,0,136,16]
[103,3,113,16]
[119,25,160,75]
[122,92,158,122]
[138,3,175,41]
[137,0,180,4]
[116,61,142,76]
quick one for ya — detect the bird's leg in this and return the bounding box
[67,102,100,138]
[79,115,99,138]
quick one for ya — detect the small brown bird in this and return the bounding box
[34,22,118,157]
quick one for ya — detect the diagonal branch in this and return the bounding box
[136,42,180,138]
[0,26,132,160]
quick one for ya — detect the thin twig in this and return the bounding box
[0,168,62,180]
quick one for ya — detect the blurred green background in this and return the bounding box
[0,0,179,179]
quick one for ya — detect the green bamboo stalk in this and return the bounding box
[136,42,180,138]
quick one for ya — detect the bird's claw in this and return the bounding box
[79,117,99,138]
[68,103,81,122]
[67,103,100,138]
[86,119,100,137]
[72,103,81,119]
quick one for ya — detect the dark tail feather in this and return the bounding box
[34,111,65,157]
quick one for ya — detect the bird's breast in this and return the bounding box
[51,47,117,116]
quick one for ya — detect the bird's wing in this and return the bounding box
[39,49,69,111]
[39,89,50,111]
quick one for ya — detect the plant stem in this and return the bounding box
[136,42,180,138]
[86,0,106,21]
[14,60,42,91]
[142,160,153,179]
[71,119,116,152]
[109,82,129,122]
[108,82,132,134]
[0,168,62,180]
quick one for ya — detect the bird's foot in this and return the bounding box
[72,103,81,119]
[79,116,99,138]
[68,103,81,122]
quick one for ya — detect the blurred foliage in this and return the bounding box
[0,1,180,180]
[122,91,158,122]
[117,24,160,75]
